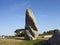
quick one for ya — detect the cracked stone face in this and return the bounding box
[24,8,39,40]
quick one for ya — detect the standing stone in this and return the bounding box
[48,31,60,45]
[24,8,39,40]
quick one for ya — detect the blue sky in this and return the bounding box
[0,0,60,35]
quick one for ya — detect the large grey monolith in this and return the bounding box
[24,8,39,40]
[48,31,60,45]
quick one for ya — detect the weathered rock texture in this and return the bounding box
[48,31,60,45]
[24,8,39,40]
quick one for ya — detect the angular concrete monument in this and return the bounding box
[24,8,39,40]
[48,31,60,45]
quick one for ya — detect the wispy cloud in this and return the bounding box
[8,0,31,12]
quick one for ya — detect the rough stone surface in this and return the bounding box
[24,8,39,40]
[48,31,60,45]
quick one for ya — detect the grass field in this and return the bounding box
[0,38,49,45]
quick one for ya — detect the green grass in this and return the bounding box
[23,39,41,45]
[0,38,49,45]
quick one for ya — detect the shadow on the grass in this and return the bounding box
[33,40,50,45]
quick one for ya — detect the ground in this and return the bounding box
[0,37,49,45]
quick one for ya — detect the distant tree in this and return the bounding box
[43,31,47,35]
[43,29,59,35]
[53,29,58,33]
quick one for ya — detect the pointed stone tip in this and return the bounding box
[26,8,30,10]
[26,8,32,12]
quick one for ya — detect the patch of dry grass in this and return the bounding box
[0,38,48,45]
[0,38,23,45]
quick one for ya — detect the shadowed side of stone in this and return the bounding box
[24,8,39,40]
[48,31,60,45]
